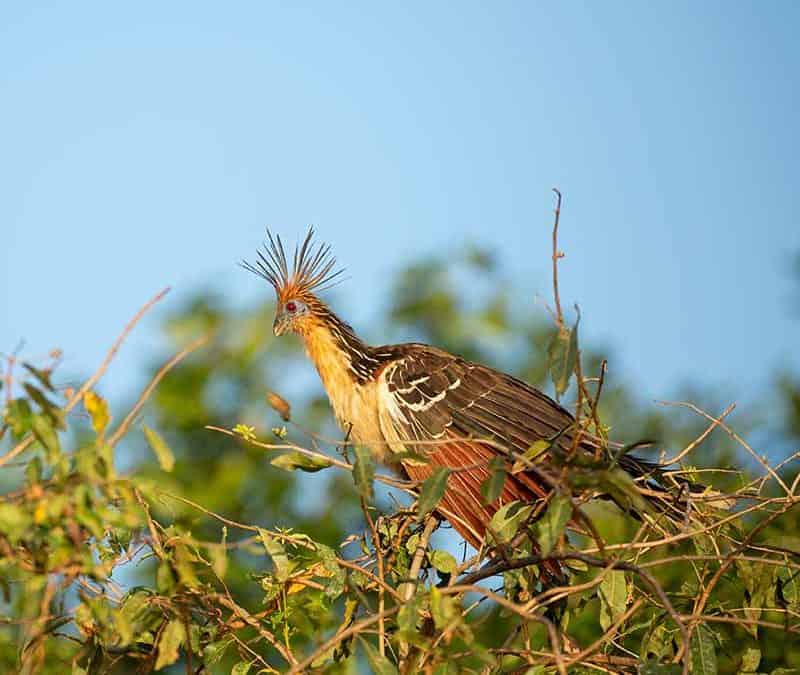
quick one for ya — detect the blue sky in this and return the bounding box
[2,2,798,415]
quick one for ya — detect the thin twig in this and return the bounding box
[108,333,209,446]
[0,288,170,468]
[551,188,565,327]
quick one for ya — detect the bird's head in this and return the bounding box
[241,228,343,337]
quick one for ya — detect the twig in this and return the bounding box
[107,333,209,446]
[0,288,170,468]
[657,403,736,467]
[361,501,387,657]
[401,515,438,602]
[286,606,401,675]
[551,188,565,327]
[398,514,438,664]
[657,399,791,495]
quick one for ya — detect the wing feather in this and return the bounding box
[375,346,574,546]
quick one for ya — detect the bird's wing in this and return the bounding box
[376,345,576,457]
[374,345,576,555]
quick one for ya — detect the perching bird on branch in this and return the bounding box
[243,229,693,567]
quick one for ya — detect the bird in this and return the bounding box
[242,228,692,572]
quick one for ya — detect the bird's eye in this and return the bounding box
[285,301,297,313]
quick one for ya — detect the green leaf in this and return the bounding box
[577,467,649,516]
[231,662,252,675]
[271,451,332,472]
[156,561,176,594]
[154,618,184,670]
[480,457,506,504]
[522,668,546,675]
[638,663,681,675]
[23,383,63,428]
[258,528,290,581]
[429,549,457,575]
[22,362,55,391]
[392,450,429,466]
[777,566,800,610]
[430,585,458,630]
[5,398,33,437]
[737,559,776,637]
[739,647,760,673]
[353,446,375,499]
[210,527,228,579]
[0,503,31,543]
[643,620,675,661]
[535,494,571,556]
[417,467,451,519]
[316,544,346,599]
[598,569,628,631]
[203,639,231,664]
[358,636,398,675]
[31,414,60,460]
[547,316,579,398]
[487,500,533,544]
[511,440,550,474]
[690,624,718,675]
[397,593,423,641]
[143,425,175,472]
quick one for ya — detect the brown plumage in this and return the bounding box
[243,229,687,569]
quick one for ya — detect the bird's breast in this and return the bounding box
[303,330,389,459]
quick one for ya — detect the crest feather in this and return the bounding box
[241,227,344,300]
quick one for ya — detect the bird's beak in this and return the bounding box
[273,313,290,337]
[272,312,292,337]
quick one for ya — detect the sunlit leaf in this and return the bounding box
[739,647,760,673]
[429,549,457,575]
[511,440,550,474]
[154,618,184,670]
[143,425,175,472]
[487,501,533,545]
[209,526,228,579]
[83,391,110,436]
[271,451,331,472]
[233,423,257,441]
[258,528,291,581]
[547,315,579,398]
[315,543,346,599]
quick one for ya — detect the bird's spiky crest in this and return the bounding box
[241,228,344,302]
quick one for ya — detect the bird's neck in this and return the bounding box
[300,308,379,388]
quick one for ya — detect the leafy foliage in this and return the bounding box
[0,244,799,675]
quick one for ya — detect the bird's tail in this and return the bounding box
[616,453,731,531]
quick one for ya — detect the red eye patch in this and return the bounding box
[285,301,297,313]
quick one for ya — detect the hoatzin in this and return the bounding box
[243,229,691,570]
